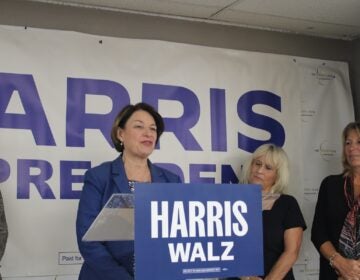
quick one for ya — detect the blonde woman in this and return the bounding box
[227,144,306,280]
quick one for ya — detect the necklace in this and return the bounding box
[122,155,151,192]
[128,180,136,193]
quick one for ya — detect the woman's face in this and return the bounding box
[117,110,157,159]
[249,155,277,192]
[345,129,360,170]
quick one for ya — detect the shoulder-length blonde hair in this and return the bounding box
[241,143,289,194]
[342,122,360,176]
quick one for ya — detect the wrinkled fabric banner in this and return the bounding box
[0,25,353,278]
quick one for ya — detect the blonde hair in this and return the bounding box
[342,122,360,176]
[241,143,289,194]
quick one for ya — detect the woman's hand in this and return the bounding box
[263,227,303,280]
[240,277,263,280]
[332,255,360,280]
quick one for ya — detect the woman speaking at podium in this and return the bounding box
[76,102,181,280]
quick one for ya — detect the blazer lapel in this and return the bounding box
[111,158,167,193]
[111,156,131,193]
[149,160,166,183]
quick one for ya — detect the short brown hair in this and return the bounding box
[110,102,164,152]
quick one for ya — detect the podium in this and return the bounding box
[83,183,264,280]
[82,193,134,241]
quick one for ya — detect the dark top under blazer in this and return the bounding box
[76,156,181,280]
[224,194,306,280]
[311,174,349,280]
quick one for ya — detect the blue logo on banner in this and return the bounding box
[134,183,263,280]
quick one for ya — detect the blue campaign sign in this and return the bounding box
[134,183,263,280]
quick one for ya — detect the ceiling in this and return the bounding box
[24,0,360,40]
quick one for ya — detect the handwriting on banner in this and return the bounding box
[151,200,248,262]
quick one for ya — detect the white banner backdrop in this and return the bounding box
[299,60,354,274]
[0,25,354,278]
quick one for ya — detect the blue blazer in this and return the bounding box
[76,156,181,280]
